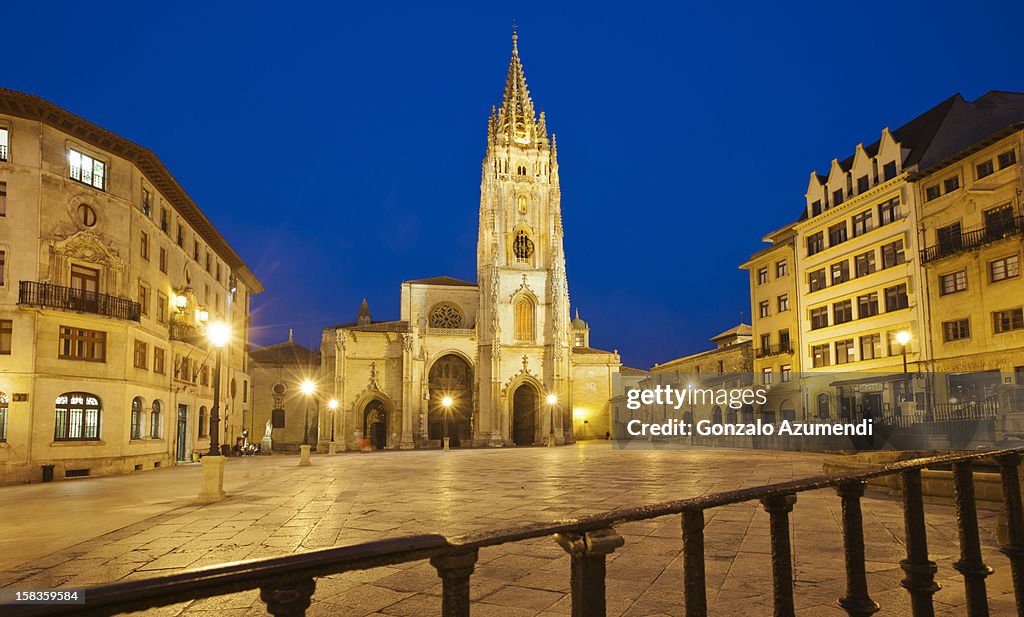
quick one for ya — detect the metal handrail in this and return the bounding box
[10,446,1024,617]
[920,214,1024,263]
[18,281,141,322]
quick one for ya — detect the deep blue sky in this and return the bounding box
[5,1,1023,369]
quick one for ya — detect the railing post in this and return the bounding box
[260,577,316,617]
[431,549,479,617]
[953,460,993,617]
[836,480,879,616]
[681,508,707,617]
[900,469,939,617]
[761,493,797,617]
[554,527,625,617]
[996,452,1024,614]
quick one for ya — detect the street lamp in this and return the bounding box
[441,396,453,451]
[299,380,315,466]
[546,393,558,447]
[206,322,230,456]
[197,321,229,504]
[896,330,912,411]
[328,398,338,446]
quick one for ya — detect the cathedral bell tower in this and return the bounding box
[476,30,572,446]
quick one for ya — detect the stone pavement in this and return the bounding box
[0,443,1016,616]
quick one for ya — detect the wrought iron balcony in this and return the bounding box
[18,281,141,321]
[169,322,200,343]
[755,343,793,358]
[921,215,1024,263]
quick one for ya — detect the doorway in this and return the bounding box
[863,393,883,421]
[363,400,387,450]
[427,354,473,447]
[176,404,188,461]
[512,384,537,446]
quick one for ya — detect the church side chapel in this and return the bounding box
[319,32,620,450]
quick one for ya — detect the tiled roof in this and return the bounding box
[250,341,319,366]
[572,346,616,355]
[329,320,410,333]
[620,366,649,376]
[404,276,477,287]
[710,324,751,341]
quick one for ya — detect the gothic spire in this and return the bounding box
[492,28,545,147]
[357,298,372,326]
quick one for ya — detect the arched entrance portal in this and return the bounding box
[512,384,537,446]
[428,354,473,448]
[363,400,387,450]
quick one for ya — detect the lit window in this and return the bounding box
[54,392,101,441]
[0,127,8,161]
[939,271,967,295]
[150,401,161,439]
[131,397,144,439]
[991,255,1020,282]
[69,149,105,190]
[514,296,535,340]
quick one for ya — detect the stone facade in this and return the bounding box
[0,90,261,484]
[318,34,620,450]
[742,92,1024,421]
[248,335,321,452]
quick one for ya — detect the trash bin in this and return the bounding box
[220,444,231,457]
[41,464,55,482]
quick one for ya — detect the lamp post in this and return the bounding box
[546,393,558,447]
[328,398,338,455]
[206,322,230,455]
[299,379,314,466]
[198,321,230,503]
[896,330,912,414]
[441,396,453,451]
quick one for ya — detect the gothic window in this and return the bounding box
[513,230,534,263]
[429,303,464,329]
[514,296,535,341]
[518,195,527,214]
[516,164,527,176]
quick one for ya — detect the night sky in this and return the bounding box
[4,1,1023,369]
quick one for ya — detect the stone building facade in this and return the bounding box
[319,34,620,450]
[0,89,261,483]
[742,91,1024,421]
[247,334,321,452]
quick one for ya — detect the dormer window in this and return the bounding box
[883,161,897,181]
[811,200,822,217]
[832,189,844,207]
[856,175,869,193]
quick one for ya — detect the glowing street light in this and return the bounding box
[896,330,912,406]
[441,396,454,451]
[546,393,558,447]
[327,399,339,446]
[198,321,230,504]
[298,379,315,466]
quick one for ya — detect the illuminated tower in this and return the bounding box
[476,30,571,446]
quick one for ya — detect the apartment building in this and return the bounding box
[0,89,262,483]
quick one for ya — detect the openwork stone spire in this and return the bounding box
[491,29,549,148]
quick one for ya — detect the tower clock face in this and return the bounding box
[513,121,529,143]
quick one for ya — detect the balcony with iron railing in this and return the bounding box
[18,281,141,322]
[921,214,1024,263]
[755,342,793,358]
[169,321,201,343]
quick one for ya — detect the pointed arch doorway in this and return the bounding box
[428,354,473,448]
[363,399,387,450]
[512,384,537,446]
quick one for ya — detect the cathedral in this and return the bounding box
[318,33,620,450]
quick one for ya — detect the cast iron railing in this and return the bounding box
[169,322,200,343]
[920,214,1024,263]
[18,281,141,322]
[755,343,793,358]
[9,447,1024,617]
